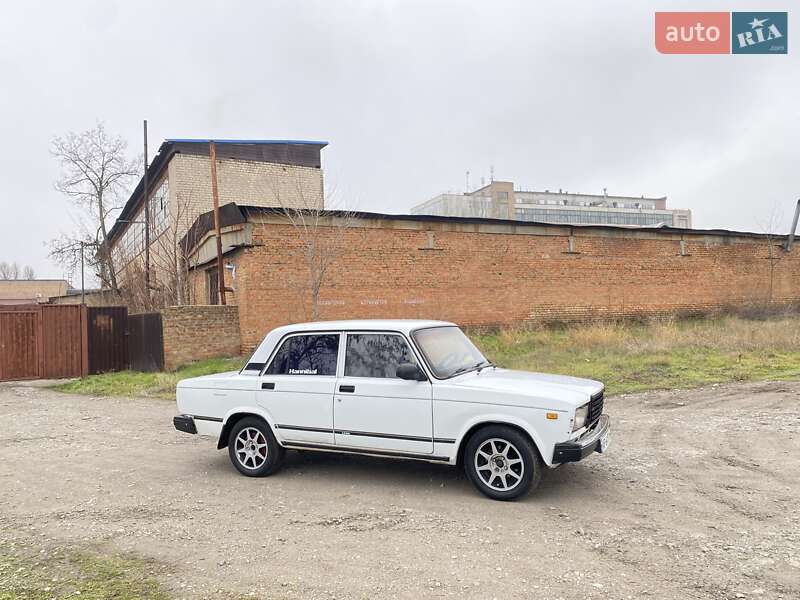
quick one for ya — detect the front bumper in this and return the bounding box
[552,414,610,463]
[173,414,197,435]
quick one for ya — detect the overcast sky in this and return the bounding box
[1,0,797,281]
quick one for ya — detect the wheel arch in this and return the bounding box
[217,407,276,450]
[454,417,546,467]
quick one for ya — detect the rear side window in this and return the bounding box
[344,333,417,378]
[265,334,340,376]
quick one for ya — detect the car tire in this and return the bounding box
[227,417,285,477]
[464,425,543,500]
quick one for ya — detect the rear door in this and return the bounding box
[334,332,433,454]
[258,332,340,445]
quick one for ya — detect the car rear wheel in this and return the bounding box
[228,417,285,477]
[464,425,542,500]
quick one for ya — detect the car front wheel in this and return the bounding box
[227,417,285,477]
[464,425,542,500]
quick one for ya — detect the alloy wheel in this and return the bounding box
[234,427,268,470]
[474,438,525,491]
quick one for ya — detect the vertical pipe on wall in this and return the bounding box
[209,141,227,305]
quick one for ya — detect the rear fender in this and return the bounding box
[217,406,279,449]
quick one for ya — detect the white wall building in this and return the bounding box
[411,181,692,228]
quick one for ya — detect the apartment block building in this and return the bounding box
[411,180,692,228]
[106,139,327,292]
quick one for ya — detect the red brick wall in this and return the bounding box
[161,305,241,370]
[193,220,800,352]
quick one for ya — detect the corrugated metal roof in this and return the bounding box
[165,138,328,146]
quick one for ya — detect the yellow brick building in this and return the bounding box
[106,139,326,304]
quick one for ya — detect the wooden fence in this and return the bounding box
[0,305,129,382]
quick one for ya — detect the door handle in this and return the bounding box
[339,385,355,393]
[261,382,275,390]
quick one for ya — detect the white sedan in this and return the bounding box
[174,320,610,500]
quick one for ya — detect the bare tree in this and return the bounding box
[758,203,785,308]
[0,261,19,279]
[0,261,36,280]
[272,179,357,320]
[107,192,198,312]
[147,193,196,308]
[50,123,140,292]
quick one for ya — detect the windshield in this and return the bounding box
[412,326,489,379]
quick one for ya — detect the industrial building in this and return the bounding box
[106,139,327,290]
[411,180,692,228]
[179,202,795,351]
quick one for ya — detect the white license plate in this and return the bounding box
[598,431,610,453]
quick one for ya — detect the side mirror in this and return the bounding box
[396,363,427,381]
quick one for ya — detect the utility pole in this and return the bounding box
[80,241,85,305]
[785,198,800,251]
[143,119,151,303]
[209,141,227,305]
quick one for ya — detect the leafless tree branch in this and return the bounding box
[50,122,141,293]
[271,175,357,320]
[0,261,36,280]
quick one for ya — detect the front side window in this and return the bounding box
[412,326,488,379]
[265,334,340,376]
[344,333,417,378]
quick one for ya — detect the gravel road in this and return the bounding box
[1,380,798,599]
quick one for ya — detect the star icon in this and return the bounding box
[748,17,768,29]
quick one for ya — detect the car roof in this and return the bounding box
[270,319,456,335]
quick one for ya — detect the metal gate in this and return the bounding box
[0,305,167,381]
[86,307,129,374]
[0,305,87,381]
[128,312,164,372]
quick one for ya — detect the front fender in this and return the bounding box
[452,412,551,466]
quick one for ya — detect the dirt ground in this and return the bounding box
[1,380,798,600]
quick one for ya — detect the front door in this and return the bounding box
[334,332,433,454]
[258,332,340,445]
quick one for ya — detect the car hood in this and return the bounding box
[441,368,603,408]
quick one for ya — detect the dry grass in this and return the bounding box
[53,316,800,400]
[471,315,800,395]
[52,357,245,400]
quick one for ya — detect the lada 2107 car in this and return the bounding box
[174,320,610,500]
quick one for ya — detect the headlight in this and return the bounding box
[573,404,589,431]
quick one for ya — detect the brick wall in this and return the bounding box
[168,154,323,237]
[187,215,800,352]
[161,305,241,370]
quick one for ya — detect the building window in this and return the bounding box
[207,269,219,305]
[111,178,170,273]
[149,180,169,238]
[515,207,674,227]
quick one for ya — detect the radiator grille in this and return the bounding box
[587,390,604,425]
